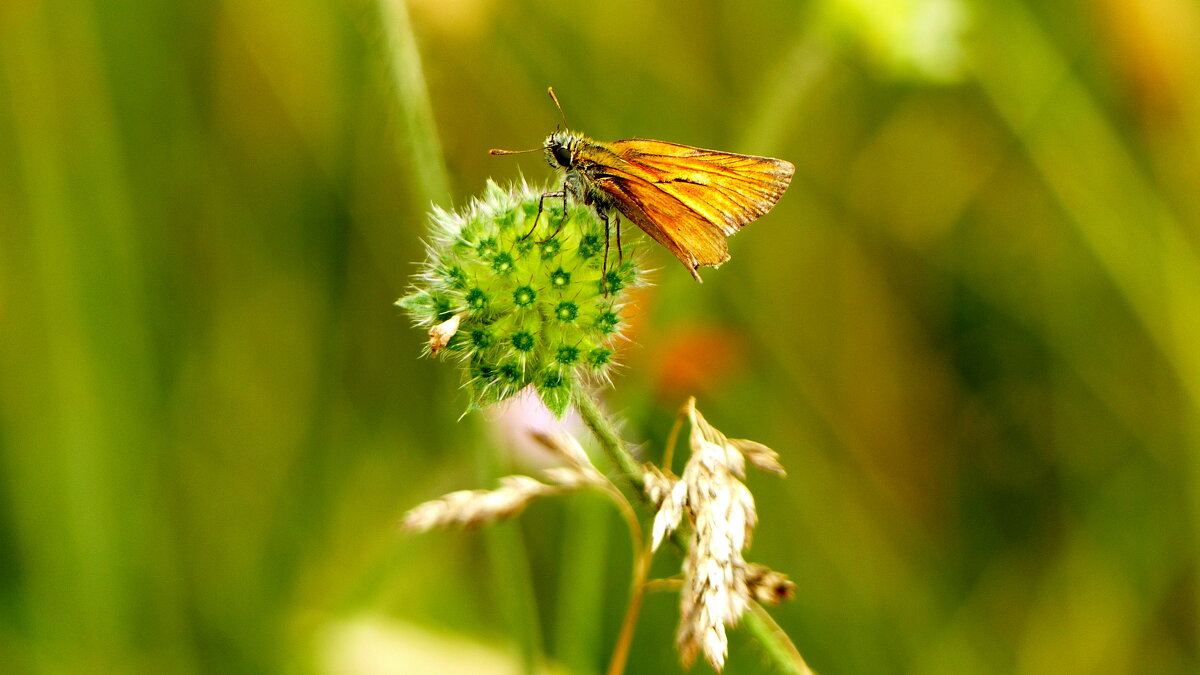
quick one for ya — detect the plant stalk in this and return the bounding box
[573,386,644,495]
[602,484,650,675]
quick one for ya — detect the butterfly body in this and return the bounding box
[542,131,621,218]
[493,90,795,281]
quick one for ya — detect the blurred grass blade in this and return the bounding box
[554,494,611,674]
[0,1,169,670]
[971,0,1200,650]
[475,433,544,675]
[971,0,1200,403]
[377,0,451,205]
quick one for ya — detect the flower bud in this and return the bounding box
[398,181,642,417]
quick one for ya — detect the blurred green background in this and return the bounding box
[2,0,1200,672]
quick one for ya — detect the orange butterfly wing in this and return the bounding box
[592,139,794,280]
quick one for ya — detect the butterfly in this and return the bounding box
[491,88,795,281]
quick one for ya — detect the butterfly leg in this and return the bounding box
[615,215,623,263]
[536,186,571,244]
[521,190,566,241]
[599,210,611,294]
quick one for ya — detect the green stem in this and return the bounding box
[572,386,644,494]
[661,397,692,475]
[572,386,813,674]
[746,604,816,675]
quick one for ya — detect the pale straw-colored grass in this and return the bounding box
[644,398,789,671]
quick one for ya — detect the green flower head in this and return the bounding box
[398,180,643,417]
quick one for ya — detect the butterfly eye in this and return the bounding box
[552,143,573,167]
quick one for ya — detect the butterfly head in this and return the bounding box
[544,130,578,169]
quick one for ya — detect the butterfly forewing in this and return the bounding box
[585,139,794,279]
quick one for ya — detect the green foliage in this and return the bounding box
[399,181,641,416]
[4,0,1200,672]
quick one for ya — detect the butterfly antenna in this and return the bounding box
[548,87,569,128]
[489,147,541,155]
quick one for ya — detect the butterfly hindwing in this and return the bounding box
[595,169,731,280]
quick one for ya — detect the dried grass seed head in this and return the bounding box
[649,398,788,671]
[402,433,605,533]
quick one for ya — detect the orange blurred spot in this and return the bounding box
[653,324,745,400]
